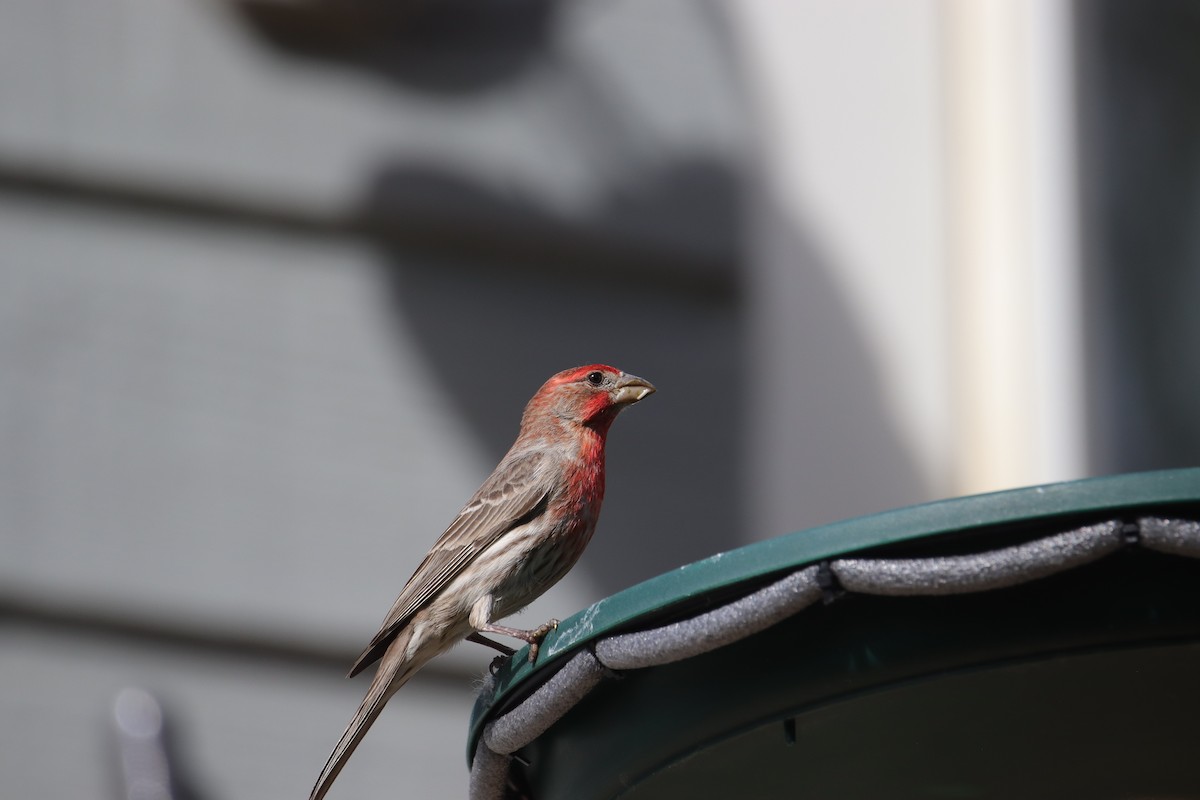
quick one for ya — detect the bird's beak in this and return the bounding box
[612,373,656,406]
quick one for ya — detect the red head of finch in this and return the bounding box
[310,364,655,800]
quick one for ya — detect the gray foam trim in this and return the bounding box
[483,649,608,755]
[469,516,1200,799]
[468,739,512,800]
[1140,517,1200,557]
[832,521,1124,596]
[594,566,823,670]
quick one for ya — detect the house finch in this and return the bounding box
[309,364,655,800]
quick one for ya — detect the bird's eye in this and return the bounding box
[586,371,605,386]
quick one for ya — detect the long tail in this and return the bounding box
[310,631,420,800]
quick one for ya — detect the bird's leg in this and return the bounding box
[465,632,516,657]
[480,619,560,663]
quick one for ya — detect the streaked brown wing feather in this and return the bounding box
[347,450,551,677]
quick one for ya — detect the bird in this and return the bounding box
[309,364,655,800]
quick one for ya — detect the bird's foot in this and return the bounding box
[481,619,560,664]
[523,619,559,663]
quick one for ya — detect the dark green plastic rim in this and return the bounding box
[467,467,1200,760]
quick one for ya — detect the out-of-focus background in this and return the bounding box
[2,1,1198,798]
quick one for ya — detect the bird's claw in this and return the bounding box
[525,618,559,664]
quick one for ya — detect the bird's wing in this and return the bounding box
[347,450,552,677]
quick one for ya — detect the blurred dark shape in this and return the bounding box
[1077,0,1200,473]
[230,0,755,586]
[363,159,745,591]
[231,0,556,93]
[360,159,741,297]
[111,688,207,800]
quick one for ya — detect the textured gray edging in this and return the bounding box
[1140,517,1200,558]
[469,517,1200,800]
[468,737,511,800]
[473,653,609,800]
[483,649,608,755]
[594,566,823,670]
[831,521,1124,596]
[468,569,823,800]
[468,670,510,800]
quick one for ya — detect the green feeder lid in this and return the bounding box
[468,468,1200,799]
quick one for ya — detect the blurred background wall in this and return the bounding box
[1,1,1197,797]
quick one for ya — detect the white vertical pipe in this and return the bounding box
[945,0,1085,493]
